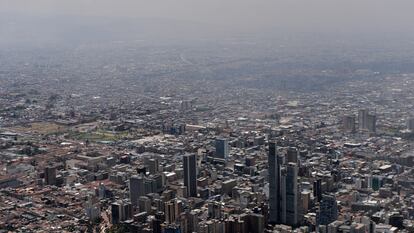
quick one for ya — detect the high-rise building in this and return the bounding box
[152,218,162,233]
[215,138,229,159]
[268,141,282,224]
[281,162,301,226]
[319,194,338,225]
[243,213,265,233]
[165,199,183,224]
[138,196,152,213]
[153,211,165,233]
[366,114,377,133]
[111,200,132,224]
[129,175,145,205]
[85,194,100,221]
[111,202,120,224]
[179,210,199,233]
[145,158,159,175]
[129,175,156,205]
[188,211,199,233]
[183,154,197,197]
[358,109,369,130]
[287,147,299,163]
[342,115,356,132]
[358,109,376,132]
[44,166,57,186]
[313,179,323,202]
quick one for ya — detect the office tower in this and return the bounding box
[165,199,183,224]
[145,158,159,175]
[215,138,229,159]
[138,196,152,213]
[144,177,156,194]
[129,175,157,205]
[371,176,382,191]
[97,183,106,199]
[44,166,57,185]
[188,211,199,233]
[342,115,356,132]
[319,194,338,225]
[366,114,377,133]
[152,218,162,233]
[359,109,376,132]
[313,179,323,202]
[111,200,133,224]
[183,154,197,197]
[243,213,265,233]
[282,162,301,226]
[407,117,414,131]
[129,175,145,205]
[111,202,121,224]
[179,210,199,233]
[153,173,165,192]
[268,141,282,224]
[85,194,100,221]
[123,202,133,221]
[287,147,299,163]
[358,109,368,130]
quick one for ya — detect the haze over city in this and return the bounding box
[1,1,414,233]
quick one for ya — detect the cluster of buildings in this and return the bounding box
[342,109,377,133]
[1,45,414,232]
[1,111,414,232]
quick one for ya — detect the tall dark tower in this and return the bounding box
[129,175,145,205]
[282,162,301,226]
[313,179,322,202]
[268,142,281,224]
[44,166,57,185]
[183,154,197,197]
[215,138,229,159]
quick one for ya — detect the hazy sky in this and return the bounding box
[3,0,414,32]
[2,0,414,49]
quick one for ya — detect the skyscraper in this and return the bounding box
[268,141,282,224]
[183,154,197,197]
[129,175,146,205]
[129,175,158,205]
[358,109,376,132]
[282,162,301,226]
[145,158,159,174]
[165,199,183,224]
[215,138,229,159]
[44,166,57,186]
[313,179,323,202]
[358,109,368,130]
[287,147,299,163]
[342,115,356,132]
[319,194,338,225]
[111,200,132,224]
[366,114,377,133]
